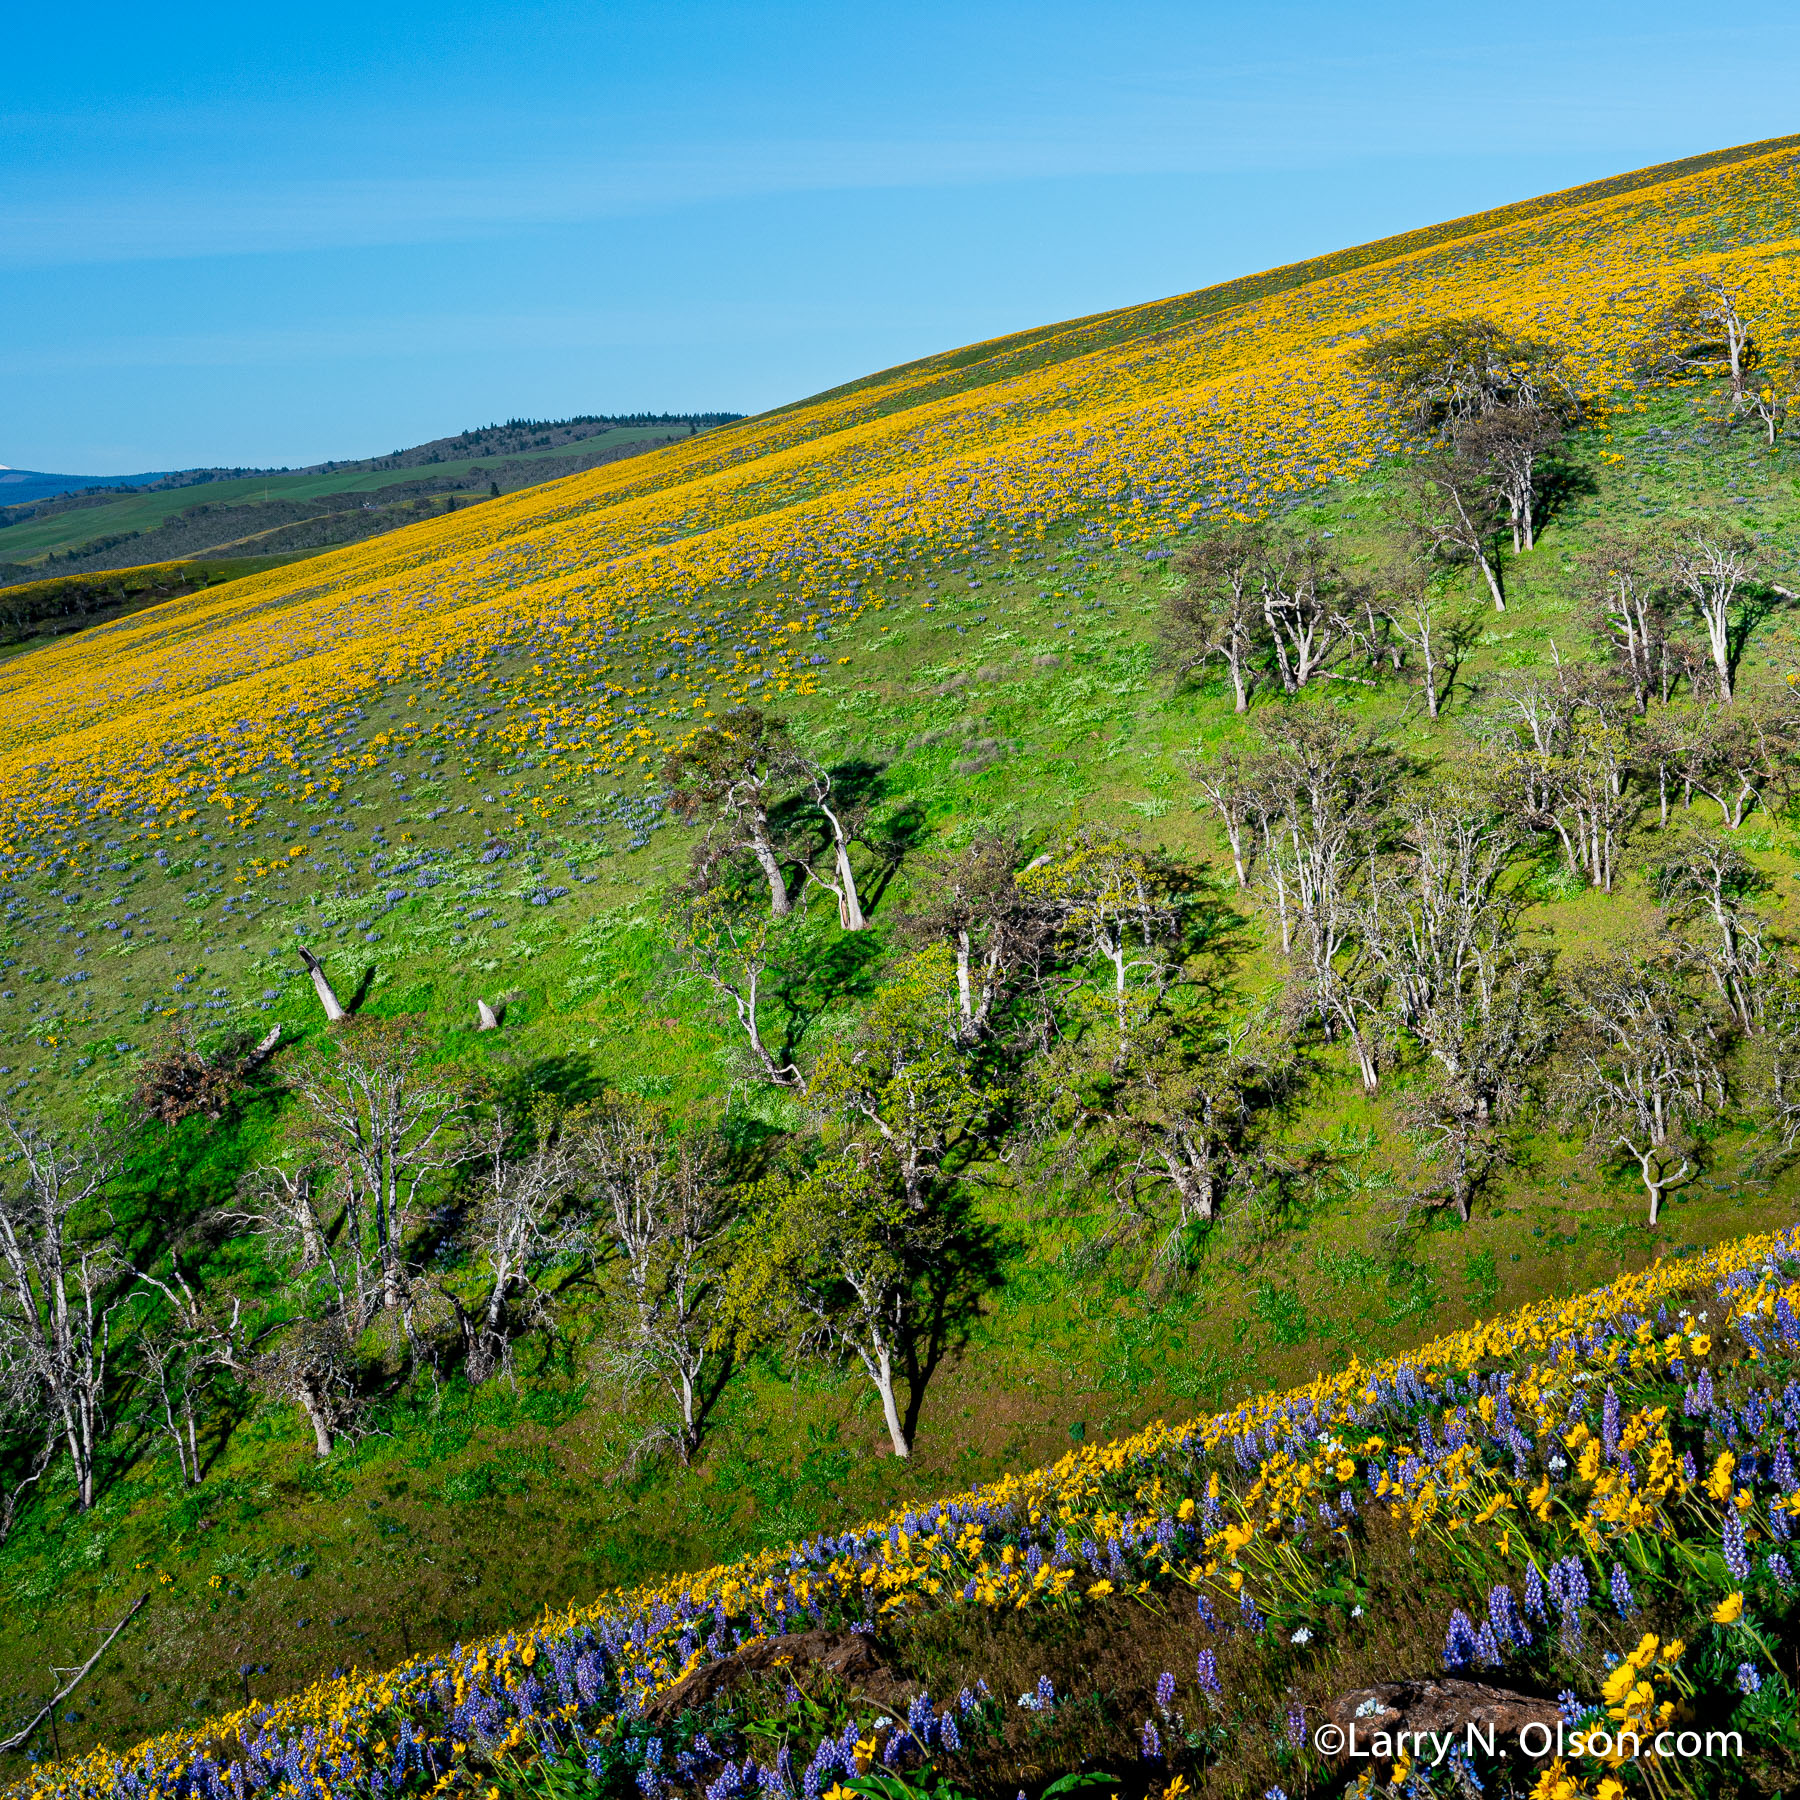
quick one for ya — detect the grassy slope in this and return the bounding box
[0,559,318,661]
[1,145,1799,1766]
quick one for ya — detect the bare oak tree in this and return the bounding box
[291,1020,467,1325]
[1654,828,1767,1033]
[1187,746,1266,888]
[1583,534,1674,713]
[1259,534,1350,689]
[1165,524,1267,710]
[1355,316,1570,433]
[1483,672,1635,892]
[1252,719,1400,1090]
[1639,276,1759,412]
[663,871,804,1089]
[1558,952,1728,1223]
[800,762,869,931]
[1411,445,1508,611]
[0,1112,126,1511]
[443,1108,589,1384]
[577,1100,731,1462]
[1377,561,1477,720]
[257,1317,359,1458]
[662,709,804,917]
[902,828,1053,1038]
[1660,523,1759,704]
[1457,404,1564,553]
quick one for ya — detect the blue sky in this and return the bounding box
[7,0,1800,472]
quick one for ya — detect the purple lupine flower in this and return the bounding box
[1195,1592,1218,1628]
[1197,1649,1221,1695]
[1558,1691,1583,1728]
[1724,1512,1751,1581]
[1548,1557,1591,1647]
[906,1692,933,1742]
[1156,1671,1176,1713]
[1770,1554,1794,1587]
[1737,1663,1763,1696]
[1036,1674,1055,1710]
[1488,1584,1531,1650]
[1474,1620,1502,1667]
[1524,1561,1547,1620]
[1140,1719,1162,1761]
[1285,1704,1306,1747]
[1603,1385,1621,1458]
[1610,1563,1637,1617]
[1444,1609,1480,1669]
[1240,1589,1266,1634]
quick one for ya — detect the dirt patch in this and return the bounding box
[644,1628,917,1728]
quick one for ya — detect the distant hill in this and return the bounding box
[0,413,742,586]
[0,467,178,507]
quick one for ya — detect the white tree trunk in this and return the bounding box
[298,948,346,1021]
[873,1347,910,1458]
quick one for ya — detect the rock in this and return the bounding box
[643,1628,915,1728]
[1324,1678,1561,1763]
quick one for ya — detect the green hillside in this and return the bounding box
[2,139,1800,1797]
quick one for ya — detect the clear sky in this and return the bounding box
[7,1,1799,473]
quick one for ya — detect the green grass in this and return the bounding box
[2,388,1798,1767]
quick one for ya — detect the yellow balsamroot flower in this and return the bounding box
[1707,1452,1737,1499]
[1713,1592,1746,1625]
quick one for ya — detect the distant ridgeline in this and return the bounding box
[0,413,745,586]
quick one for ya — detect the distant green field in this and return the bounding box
[0,425,681,565]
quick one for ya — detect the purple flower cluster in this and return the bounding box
[1610,1563,1636,1618]
[1723,1511,1751,1582]
[1545,1557,1592,1648]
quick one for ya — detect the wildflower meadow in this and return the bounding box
[8,1230,1798,1799]
[8,130,1800,1800]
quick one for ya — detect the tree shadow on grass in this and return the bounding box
[899,1197,1008,1453]
[764,925,889,1072]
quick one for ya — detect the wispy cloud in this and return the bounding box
[7,23,1776,273]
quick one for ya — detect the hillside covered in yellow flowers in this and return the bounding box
[2,134,1799,855]
[8,132,1800,1800]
